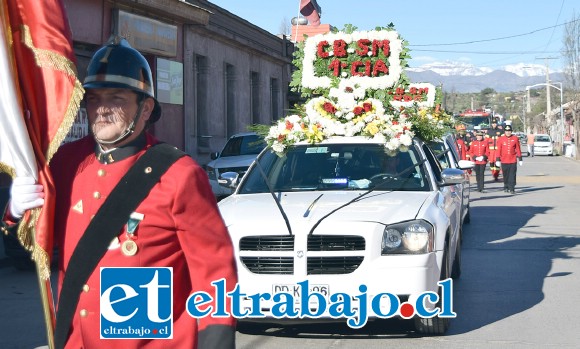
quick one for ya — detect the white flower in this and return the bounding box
[399,133,413,146]
[272,142,286,153]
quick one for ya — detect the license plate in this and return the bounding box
[272,284,329,303]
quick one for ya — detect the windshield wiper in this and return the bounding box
[255,159,293,236]
[307,158,428,236]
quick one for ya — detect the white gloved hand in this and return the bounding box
[476,156,483,161]
[9,177,45,219]
[495,161,501,167]
[519,161,523,166]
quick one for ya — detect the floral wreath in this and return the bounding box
[256,24,453,156]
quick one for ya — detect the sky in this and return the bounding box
[209,0,579,73]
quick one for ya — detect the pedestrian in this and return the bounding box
[2,37,237,349]
[467,131,490,192]
[486,118,503,181]
[496,125,523,194]
[455,124,468,160]
[527,132,535,157]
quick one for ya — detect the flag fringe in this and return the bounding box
[21,24,84,164]
[17,207,51,279]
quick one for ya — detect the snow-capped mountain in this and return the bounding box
[405,61,564,93]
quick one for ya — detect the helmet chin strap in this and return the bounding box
[95,100,145,146]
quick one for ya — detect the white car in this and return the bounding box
[218,136,473,334]
[428,134,473,226]
[533,134,554,156]
[205,132,266,199]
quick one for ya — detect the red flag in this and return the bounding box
[300,0,321,26]
[0,0,83,280]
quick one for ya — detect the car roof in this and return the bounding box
[227,131,258,138]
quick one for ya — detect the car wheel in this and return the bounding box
[463,204,470,225]
[414,243,451,335]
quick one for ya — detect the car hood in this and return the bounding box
[207,154,258,168]
[219,191,432,229]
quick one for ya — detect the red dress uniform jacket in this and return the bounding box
[467,139,490,165]
[455,138,467,160]
[496,135,522,164]
[50,134,237,349]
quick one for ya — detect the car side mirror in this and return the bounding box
[218,172,240,189]
[440,168,465,186]
[210,152,220,160]
[457,160,475,170]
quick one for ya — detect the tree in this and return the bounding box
[563,13,580,159]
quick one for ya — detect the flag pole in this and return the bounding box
[32,220,56,349]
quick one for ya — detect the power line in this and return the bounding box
[410,49,563,55]
[409,18,580,47]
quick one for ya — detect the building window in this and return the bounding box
[251,71,260,125]
[196,55,209,150]
[270,77,280,122]
[225,63,236,137]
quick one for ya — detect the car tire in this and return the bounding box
[414,243,451,335]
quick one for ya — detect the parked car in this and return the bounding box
[533,134,554,156]
[205,132,266,200]
[218,136,473,334]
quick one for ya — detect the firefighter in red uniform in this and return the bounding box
[495,124,523,194]
[455,124,468,160]
[486,118,503,181]
[4,38,237,349]
[467,131,490,192]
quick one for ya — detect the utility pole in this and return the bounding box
[537,57,558,121]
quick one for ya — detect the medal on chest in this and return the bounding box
[121,212,144,257]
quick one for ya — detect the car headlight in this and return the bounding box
[381,220,434,254]
[206,166,216,180]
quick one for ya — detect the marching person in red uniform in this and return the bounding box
[455,124,468,160]
[495,124,523,194]
[4,38,237,349]
[486,118,503,181]
[467,131,490,192]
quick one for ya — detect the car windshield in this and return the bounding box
[238,143,430,194]
[535,135,551,142]
[220,135,266,157]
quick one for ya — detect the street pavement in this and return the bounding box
[1,154,579,348]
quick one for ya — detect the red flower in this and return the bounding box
[278,134,286,142]
[363,102,372,112]
[317,40,329,58]
[323,102,337,114]
[345,86,353,93]
[392,120,399,125]
[285,120,293,130]
[353,106,364,115]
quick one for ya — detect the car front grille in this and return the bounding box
[240,236,295,251]
[239,235,365,275]
[307,256,364,275]
[240,257,294,274]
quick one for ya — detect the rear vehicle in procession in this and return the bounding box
[457,109,494,131]
[218,25,473,334]
[206,132,266,199]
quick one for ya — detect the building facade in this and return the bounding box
[63,0,294,164]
